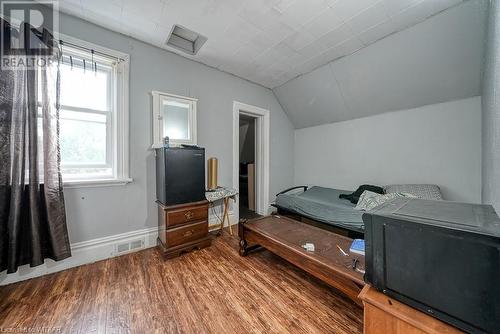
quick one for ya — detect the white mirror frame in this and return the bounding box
[151,91,198,148]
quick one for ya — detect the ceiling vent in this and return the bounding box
[166,25,207,55]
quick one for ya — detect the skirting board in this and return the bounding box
[0,211,237,286]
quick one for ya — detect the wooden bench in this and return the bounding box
[238,215,365,306]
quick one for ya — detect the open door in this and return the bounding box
[233,101,270,221]
[238,115,259,219]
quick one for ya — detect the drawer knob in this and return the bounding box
[183,230,193,237]
[184,211,194,220]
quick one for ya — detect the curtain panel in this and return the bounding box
[0,19,71,274]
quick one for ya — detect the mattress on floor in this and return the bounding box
[275,186,364,232]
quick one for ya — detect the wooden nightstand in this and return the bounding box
[157,200,212,258]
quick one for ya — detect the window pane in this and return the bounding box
[62,110,106,122]
[60,110,107,166]
[60,63,110,111]
[162,100,190,140]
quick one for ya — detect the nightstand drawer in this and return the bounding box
[166,204,208,228]
[166,221,208,247]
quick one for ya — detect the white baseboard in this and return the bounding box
[0,226,158,286]
[0,211,238,286]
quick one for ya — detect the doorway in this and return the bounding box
[239,115,258,219]
[233,101,270,221]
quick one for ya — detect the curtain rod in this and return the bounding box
[59,39,125,62]
[3,19,125,62]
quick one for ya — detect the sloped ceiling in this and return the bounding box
[56,0,464,89]
[273,0,488,129]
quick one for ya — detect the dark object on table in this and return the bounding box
[155,146,205,206]
[238,215,365,306]
[157,200,211,258]
[363,198,500,334]
[273,186,364,238]
[339,184,385,204]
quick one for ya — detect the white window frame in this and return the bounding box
[151,91,197,148]
[59,34,131,188]
[59,53,113,173]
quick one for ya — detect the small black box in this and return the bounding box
[155,147,205,206]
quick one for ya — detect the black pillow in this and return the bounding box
[339,184,385,204]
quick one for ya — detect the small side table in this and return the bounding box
[205,187,238,235]
[359,285,464,334]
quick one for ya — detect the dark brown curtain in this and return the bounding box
[0,20,71,274]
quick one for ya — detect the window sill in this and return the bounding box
[63,178,133,189]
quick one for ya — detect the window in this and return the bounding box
[55,36,130,186]
[152,91,197,147]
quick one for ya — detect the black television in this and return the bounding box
[363,198,500,334]
[155,146,205,206]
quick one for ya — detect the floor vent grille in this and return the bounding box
[116,238,145,254]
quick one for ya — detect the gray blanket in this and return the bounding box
[275,186,364,232]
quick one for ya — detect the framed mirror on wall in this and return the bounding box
[151,91,197,148]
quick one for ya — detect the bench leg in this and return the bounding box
[239,239,248,256]
[238,220,262,256]
[238,220,248,256]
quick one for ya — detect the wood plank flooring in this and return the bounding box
[0,229,363,334]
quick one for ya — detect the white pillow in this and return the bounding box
[384,184,443,200]
[355,191,417,211]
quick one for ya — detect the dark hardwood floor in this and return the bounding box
[0,228,363,334]
[239,205,262,220]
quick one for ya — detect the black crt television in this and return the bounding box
[155,146,205,206]
[363,198,500,334]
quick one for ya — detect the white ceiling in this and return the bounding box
[58,0,463,89]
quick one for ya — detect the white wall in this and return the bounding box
[294,97,482,203]
[58,13,294,244]
[482,0,500,212]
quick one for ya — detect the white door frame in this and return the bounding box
[233,101,270,219]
